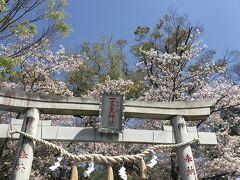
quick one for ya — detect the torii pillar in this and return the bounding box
[171,116,198,180]
[11,108,40,180]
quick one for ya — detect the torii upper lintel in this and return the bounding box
[0,88,217,121]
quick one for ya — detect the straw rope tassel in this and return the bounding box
[140,157,148,179]
[70,165,78,180]
[107,165,114,180]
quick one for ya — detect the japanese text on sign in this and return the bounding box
[108,97,120,126]
[99,94,123,133]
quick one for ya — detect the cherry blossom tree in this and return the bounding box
[130,11,239,179]
[0,35,85,178]
[134,39,240,179]
[0,35,83,95]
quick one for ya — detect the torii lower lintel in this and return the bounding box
[0,119,218,145]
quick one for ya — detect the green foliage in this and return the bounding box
[45,0,70,37]
[48,0,55,11]
[12,23,37,36]
[0,56,18,79]
[0,0,70,48]
[0,0,6,13]
[56,22,71,37]
[59,0,67,7]
[16,24,28,35]
[50,10,65,20]
[67,37,129,96]
[134,26,150,41]
[67,62,96,96]
[28,24,37,35]
[132,11,202,57]
[125,81,144,100]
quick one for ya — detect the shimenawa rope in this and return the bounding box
[9,130,199,164]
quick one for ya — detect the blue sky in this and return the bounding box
[59,0,240,66]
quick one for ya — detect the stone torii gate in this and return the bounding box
[0,89,217,180]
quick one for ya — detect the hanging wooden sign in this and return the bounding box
[98,94,124,133]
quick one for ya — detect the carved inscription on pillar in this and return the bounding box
[184,154,195,176]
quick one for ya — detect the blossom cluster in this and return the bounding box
[137,43,225,102]
[0,36,84,95]
[85,76,134,99]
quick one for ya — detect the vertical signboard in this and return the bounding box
[98,94,124,133]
